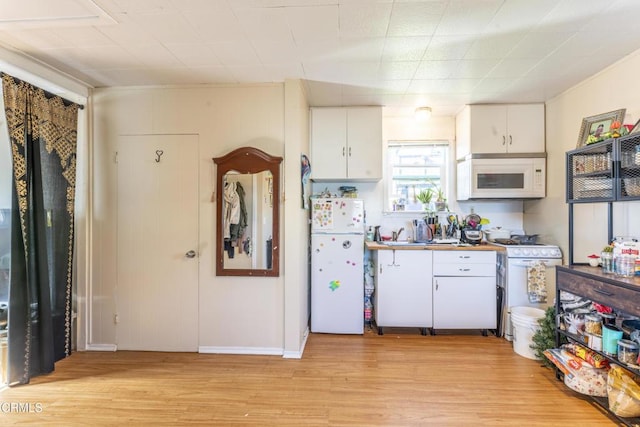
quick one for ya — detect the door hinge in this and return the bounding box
[114,314,119,324]
[114,151,118,164]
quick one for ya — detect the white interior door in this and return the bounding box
[116,135,199,351]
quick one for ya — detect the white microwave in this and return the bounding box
[457,155,546,200]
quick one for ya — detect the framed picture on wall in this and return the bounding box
[577,109,626,147]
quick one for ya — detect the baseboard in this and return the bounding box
[85,343,117,352]
[282,327,309,359]
[198,346,283,356]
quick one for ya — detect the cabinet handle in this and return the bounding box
[502,135,506,146]
[342,147,346,157]
[509,135,512,145]
[458,268,471,272]
[435,280,438,290]
[594,288,614,297]
[348,146,352,157]
[459,255,470,259]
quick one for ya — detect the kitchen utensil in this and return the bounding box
[494,238,520,245]
[621,319,640,340]
[460,228,483,245]
[373,226,381,242]
[484,227,511,242]
[464,213,482,230]
[511,234,539,244]
[603,324,624,356]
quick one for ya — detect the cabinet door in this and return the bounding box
[458,104,546,157]
[310,108,347,180]
[455,105,471,160]
[468,105,508,154]
[346,107,382,180]
[374,250,433,327]
[433,276,497,329]
[506,104,545,153]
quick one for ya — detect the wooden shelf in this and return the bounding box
[556,266,640,427]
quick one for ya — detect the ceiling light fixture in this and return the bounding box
[415,106,432,121]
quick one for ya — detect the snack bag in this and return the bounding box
[562,343,609,369]
[608,364,640,417]
[544,348,608,397]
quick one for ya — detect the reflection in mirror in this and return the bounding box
[213,147,282,277]
[221,171,273,270]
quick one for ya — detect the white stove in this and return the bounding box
[495,244,562,259]
[492,242,563,340]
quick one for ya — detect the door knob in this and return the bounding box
[185,250,197,258]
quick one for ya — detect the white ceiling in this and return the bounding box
[1,0,640,117]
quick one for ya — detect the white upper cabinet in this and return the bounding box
[310,107,382,181]
[456,104,545,160]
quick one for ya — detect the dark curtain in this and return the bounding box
[1,73,80,385]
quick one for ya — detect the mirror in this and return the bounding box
[213,147,282,277]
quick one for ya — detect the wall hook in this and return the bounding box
[155,150,164,163]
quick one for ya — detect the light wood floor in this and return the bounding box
[0,327,616,426]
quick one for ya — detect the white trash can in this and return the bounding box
[511,306,545,360]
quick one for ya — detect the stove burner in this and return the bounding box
[494,238,520,245]
[494,238,546,246]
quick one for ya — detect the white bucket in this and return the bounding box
[511,306,545,360]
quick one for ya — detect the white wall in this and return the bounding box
[90,84,290,353]
[283,79,310,357]
[528,49,640,263]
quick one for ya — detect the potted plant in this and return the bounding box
[434,187,447,211]
[415,188,433,211]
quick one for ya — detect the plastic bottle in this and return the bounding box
[615,254,635,277]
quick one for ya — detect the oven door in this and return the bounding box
[503,257,562,341]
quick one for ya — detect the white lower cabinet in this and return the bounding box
[372,249,498,335]
[432,276,497,329]
[432,251,497,333]
[374,250,433,335]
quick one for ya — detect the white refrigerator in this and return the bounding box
[310,198,365,334]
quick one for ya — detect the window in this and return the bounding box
[386,141,449,212]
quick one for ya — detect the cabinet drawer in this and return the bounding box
[557,270,640,316]
[433,263,496,277]
[433,250,495,264]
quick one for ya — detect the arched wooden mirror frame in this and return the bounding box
[213,147,282,277]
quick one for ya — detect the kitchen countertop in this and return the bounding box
[365,241,505,252]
